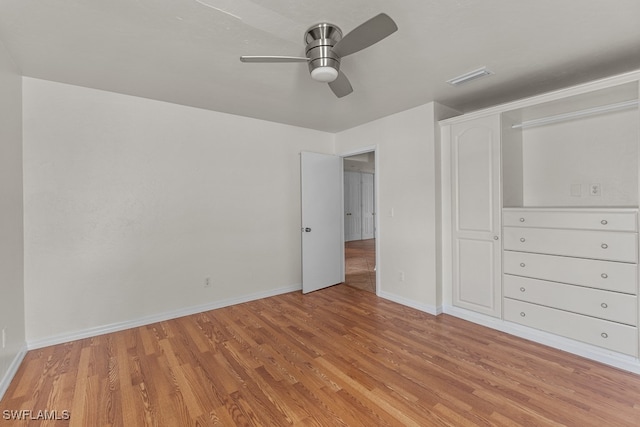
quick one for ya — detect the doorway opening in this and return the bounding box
[342,150,377,293]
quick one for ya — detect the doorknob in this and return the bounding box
[346,213,352,216]
[302,227,312,232]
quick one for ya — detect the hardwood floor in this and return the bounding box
[344,239,376,293]
[2,285,640,426]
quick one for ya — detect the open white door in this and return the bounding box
[301,151,344,293]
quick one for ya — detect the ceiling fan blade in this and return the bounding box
[240,56,309,63]
[328,71,353,98]
[196,0,304,44]
[332,13,398,58]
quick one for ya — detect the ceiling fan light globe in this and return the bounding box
[311,66,339,82]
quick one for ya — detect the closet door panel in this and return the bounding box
[454,126,495,233]
[361,172,375,239]
[454,238,498,313]
[451,115,502,317]
[344,171,362,241]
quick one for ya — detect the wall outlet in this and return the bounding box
[398,271,405,282]
[204,277,211,288]
[590,183,601,196]
[2,328,6,349]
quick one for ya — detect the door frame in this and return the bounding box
[339,145,380,295]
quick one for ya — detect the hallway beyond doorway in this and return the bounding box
[343,239,375,293]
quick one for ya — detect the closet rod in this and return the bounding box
[512,99,639,129]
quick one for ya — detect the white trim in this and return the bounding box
[511,100,638,129]
[0,344,28,401]
[339,145,381,295]
[440,69,640,126]
[379,291,443,316]
[443,305,640,374]
[338,145,378,158]
[27,284,301,350]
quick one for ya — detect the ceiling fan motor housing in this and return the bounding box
[305,23,342,81]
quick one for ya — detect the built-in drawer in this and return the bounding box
[504,298,638,356]
[503,251,638,294]
[504,275,638,325]
[503,209,638,232]
[503,227,638,263]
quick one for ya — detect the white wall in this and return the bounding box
[336,103,456,312]
[22,78,334,344]
[520,109,638,207]
[0,40,25,395]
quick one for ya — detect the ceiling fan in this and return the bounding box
[240,13,398,98]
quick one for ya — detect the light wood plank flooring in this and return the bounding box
[2,285,640,426]
[344,239,376,293]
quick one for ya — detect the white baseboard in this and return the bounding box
[443,305,640,375]
[27,284,302,350]
[378,291,443,316]
[0,344,28,401]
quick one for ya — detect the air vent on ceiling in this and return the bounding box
[447,67,493,86]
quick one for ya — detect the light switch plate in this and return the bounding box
[570,184,582,197]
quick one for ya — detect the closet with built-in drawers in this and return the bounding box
[441,71,640,369]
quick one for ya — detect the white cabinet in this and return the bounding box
[503,250,637,294]
[451,115,502,317]
[504,298,638,356]
[503,209,638,231]
[441,71,640,368]
[503,208,639,356]
[504,275,637,325]
[503,226,638,262]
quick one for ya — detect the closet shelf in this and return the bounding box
[512,99,638,129]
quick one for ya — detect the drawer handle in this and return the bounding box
[601,303,608,309]
[601,273,608,279]
[520,263,526,268]
[520,312,526,317]
[519,218,525,222]
[601,243,608,249]
[520,238,526,242]
[519,287,526,292]
[601,220,608,225]
[601,332,608,339]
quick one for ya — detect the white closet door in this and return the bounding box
[361,173,375,239]
[451,114,502,317]
[344,171,362,241]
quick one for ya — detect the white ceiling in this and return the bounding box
[0,0,638,132]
